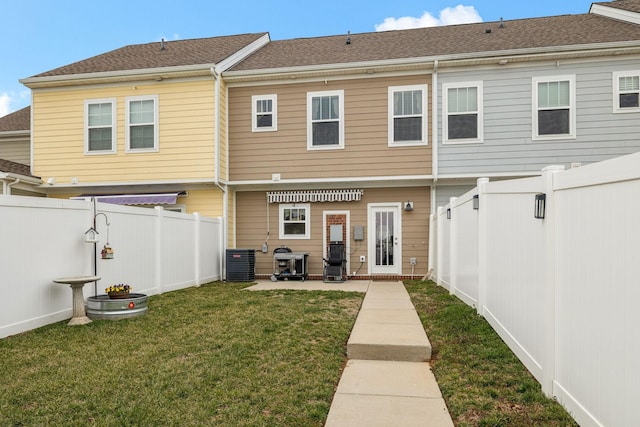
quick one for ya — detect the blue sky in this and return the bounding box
[1,0,593,117]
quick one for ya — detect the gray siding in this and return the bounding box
[435,184,475,207]
[438,57,640,176]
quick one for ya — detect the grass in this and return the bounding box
[0,282,363,426]
[405,280,577,427]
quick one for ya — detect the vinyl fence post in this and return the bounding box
[541,165,564,397]
[449,197,458,295]
[436,206,444,288]
[154,206,164,294]
[194,212,201,287]
[477,178,489,316]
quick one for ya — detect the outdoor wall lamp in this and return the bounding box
[472,194,479,210]
[446,208,451,219]
[404,201,414,211]
[534,193,546,219]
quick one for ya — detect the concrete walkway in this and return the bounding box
[246,280,454,426]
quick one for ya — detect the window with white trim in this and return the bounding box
[126,95,158,151]
[85,99,116,154]
[533,76,575,140]
[279,204,310,239]
[443,82,483,143]
[307,90,344,149]
[252,94,277,131]
[388,85,427,146]
[613,71,640,112]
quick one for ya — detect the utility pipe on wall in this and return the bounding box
[211,66,228,279]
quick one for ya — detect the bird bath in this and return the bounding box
[53,275,101,326]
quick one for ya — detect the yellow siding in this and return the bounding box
[235,187,430,276]
[219,78,228,181]
[32,79,217,184]
[228,75,433,182]
[182,189,223,218]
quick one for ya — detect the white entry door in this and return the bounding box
[368,203,401,275]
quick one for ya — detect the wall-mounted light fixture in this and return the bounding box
[472,195,479,210]
[446,208,451,219]
[404,201,414,212]
[534,193,546,219]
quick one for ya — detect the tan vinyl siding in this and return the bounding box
[229,75,432,182]
[234,186,429,276]
[0,136,30,165]
[32,79,216,183]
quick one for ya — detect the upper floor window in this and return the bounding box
[307,90,344,150]
[279,204,310,239]
[443,82,483,144]
[85,99,116,154]
[252,94,277,131]
[126,95,158,152]
[533,75,576,140]
[613,71,640,113]
[388,85,428,146]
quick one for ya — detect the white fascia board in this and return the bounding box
[228,175,433,187]
[437,171,541,181]
[38,177,219,190]
[590,4,640,25]
[0,130,30,137]
[0,172,42,185]
[20,63,218,88]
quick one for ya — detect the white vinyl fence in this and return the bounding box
[0,196,223,339]
[430,152,640,427]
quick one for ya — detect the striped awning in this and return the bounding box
[72,192,183,205]
[267,189,363,203]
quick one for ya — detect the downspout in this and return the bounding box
[211,67,228,279]
[428,60,439,275]
[6,177,21,195]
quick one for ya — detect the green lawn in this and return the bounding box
[0,283,363,426]
[405,280,577,427]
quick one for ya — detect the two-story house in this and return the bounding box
[19,33,270,216]
[225,31,436,279]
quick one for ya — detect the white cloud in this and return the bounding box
[375,5,483,31]
[0,93,11,118]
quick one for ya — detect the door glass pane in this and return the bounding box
[375,211,394,266]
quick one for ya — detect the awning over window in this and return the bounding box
[267,189,363,203]
[72,192,182,205]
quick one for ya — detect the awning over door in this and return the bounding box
[72,192,182,205]
[267,189,363,203]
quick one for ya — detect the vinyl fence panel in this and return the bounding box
[430,152,640,427]
[0,197,223,339]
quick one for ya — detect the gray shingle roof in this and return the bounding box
[0,158,35,177]
[0,107,30,132]
[230,13,640,72]
[32,33,268,78]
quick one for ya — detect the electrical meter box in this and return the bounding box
[353,225,364,241]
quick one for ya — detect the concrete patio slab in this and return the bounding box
[244,280,370,292]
